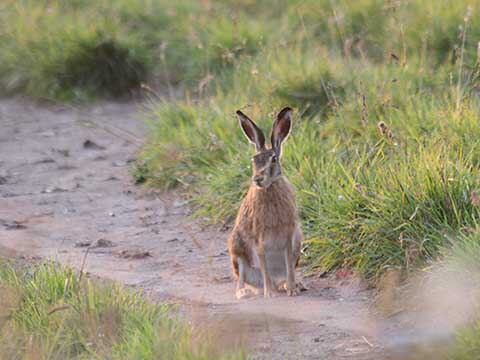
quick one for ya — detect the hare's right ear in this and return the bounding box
[271,107,292,155]
[236,110,265,151]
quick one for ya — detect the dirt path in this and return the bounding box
[0,99,435,359]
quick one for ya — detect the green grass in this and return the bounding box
[4,0,480,100]
[136,0,480,281]
[0,0,270,100]
[1,0,160,100]
[441,232,480,359]
[3,0,480,356]
[139,61,480,279]
[0,260,243,359]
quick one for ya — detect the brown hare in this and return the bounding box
[228,107,303,299]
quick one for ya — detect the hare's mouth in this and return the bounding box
[253,179,270,189]
[254,179,264,187]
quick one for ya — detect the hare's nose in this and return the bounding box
[253,175,265,185]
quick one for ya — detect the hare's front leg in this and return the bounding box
[258,249,275,298]
[285,235,298,296]
[235,257,250,299]
[236,257,245,291]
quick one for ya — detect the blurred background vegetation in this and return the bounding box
[2,0,480,357]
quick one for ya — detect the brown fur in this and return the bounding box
[228,175,303,293]
[231,176,297,252]
[229,107,303,298]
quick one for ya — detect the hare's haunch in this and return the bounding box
[228,107,303,299]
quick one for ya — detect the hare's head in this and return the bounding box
[236,107,293,189]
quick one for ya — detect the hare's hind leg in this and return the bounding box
[293,226,303,267]
[229,231,252,299]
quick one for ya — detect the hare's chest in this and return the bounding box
[252,200,296,232]
[261,230,290,250]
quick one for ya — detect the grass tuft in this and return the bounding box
[0,261,243,359]
[137,0,480,282]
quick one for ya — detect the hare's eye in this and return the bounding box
[271,155,277,163]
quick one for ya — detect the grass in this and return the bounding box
[4,0,480,101]
[0,0,269,100]
[3,0,480,356]
[1,0,157,100]
[139,66,480,279]
[441,232,480,359]
[135,0,480,280]
[0,260,243,359]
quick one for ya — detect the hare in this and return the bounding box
[228,107,303,299]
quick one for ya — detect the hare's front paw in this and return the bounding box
[263,286,278,298]
[296,281,308,292]
[283,281,307,296]
[286,286,299,296]
[236,287,255,300]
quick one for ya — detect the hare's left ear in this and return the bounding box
[271,107,293,155]
[236,110,265,151]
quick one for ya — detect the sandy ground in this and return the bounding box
[0,98,452,359]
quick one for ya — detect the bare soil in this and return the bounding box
[0,99,450,359]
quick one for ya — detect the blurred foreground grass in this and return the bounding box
[0,260,243,359]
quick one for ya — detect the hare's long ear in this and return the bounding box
[236,110,265,151]
[271,107,292,155]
